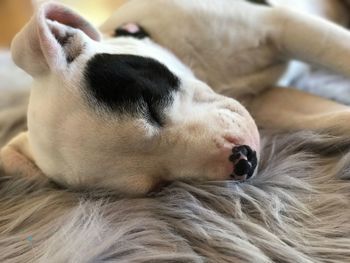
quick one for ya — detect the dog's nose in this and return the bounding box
[229,145,257,180]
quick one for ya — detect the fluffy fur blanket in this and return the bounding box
[1,43,350,263]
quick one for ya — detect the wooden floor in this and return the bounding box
[0,0,33,48]
[0,0,126,48]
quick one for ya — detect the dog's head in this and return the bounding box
[1,3,260,195]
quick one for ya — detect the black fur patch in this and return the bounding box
[84,54,180,125]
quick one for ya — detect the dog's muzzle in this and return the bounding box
[229,145,258,181]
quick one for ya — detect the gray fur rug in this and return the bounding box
[1,91,350,262]
[1,51,350,262]
[1,127,350,262]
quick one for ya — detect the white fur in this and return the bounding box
[101,0,350,98]
[5,0,350,195]
[6,2,261,195]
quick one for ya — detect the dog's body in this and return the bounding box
[2,0,350,195]
[101,0,350,98]
[101,0,350,147]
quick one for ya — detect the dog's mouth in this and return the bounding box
[229,145,258,181]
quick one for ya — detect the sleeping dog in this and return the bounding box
[2,0,350,195]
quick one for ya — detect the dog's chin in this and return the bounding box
[146,172,254,195]
[147,180,172,195]
[230,169,257,182]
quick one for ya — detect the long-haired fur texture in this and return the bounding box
[0,92,350,263]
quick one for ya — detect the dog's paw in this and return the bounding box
[114,23,150,39]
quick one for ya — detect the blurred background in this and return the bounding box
[0,0,126,48]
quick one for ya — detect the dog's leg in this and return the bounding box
[265,7,350,77]
[268,0,349,25]
[248,88,350,136]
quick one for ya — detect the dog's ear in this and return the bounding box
[1,132,43,177]
[11,3,101,77]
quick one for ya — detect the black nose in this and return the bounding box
[229,145,258,179]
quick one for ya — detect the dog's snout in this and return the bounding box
[229,145,257,180]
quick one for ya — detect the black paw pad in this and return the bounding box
[114,23,150,39]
